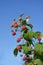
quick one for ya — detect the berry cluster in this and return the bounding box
[10,14,43,65]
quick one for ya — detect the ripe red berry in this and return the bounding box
[12,31,16,36]
[37,36,41,41]
[17,46,21,50]
[23,56,27,61]
[14,23,19,28]
[17,38,21,42]
[22,25,27,30]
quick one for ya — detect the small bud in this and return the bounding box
[10,24,14,27]
[26,16,30,19]
[18,17,22,21]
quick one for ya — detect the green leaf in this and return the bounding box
[21,44,26,46]
[27,59,43,65]
[34,43,43,55]
[33,32,38,39]
[21,20,27,25]
[33,31,41,39]
[19,13,24,17]
[21,44,31,54]
[35,31,41,36]
[34,59,43,65]
[23,30,33,41]
[27,23,33,28]
[13,48,18,56]
[34,43,43,61]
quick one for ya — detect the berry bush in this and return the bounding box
[10,14,43,65]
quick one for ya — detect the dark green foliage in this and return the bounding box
[13,48,18,56]
[19,13,24,17]
[34,43,43,55]
[33,32,41,39]
[22,44,31,54]
[21,20,27,25]
[27,59,43,65]
[27,23,33,29]
[18,20,27,26]
[34,43,43,61]
[35,31,41,35]
[23,30,33,41]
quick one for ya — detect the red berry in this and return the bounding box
[17,38,21,42]
[22,25,27,30]
[14,23,19,28]
[12,31,16,36]
[37,36,41,41]
[23,56,27,61]
[17,46,21,50]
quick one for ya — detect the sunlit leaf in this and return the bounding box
[13,48,18,56]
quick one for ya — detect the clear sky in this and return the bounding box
[0,0,43,65]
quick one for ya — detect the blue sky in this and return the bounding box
[0,0,43,65]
